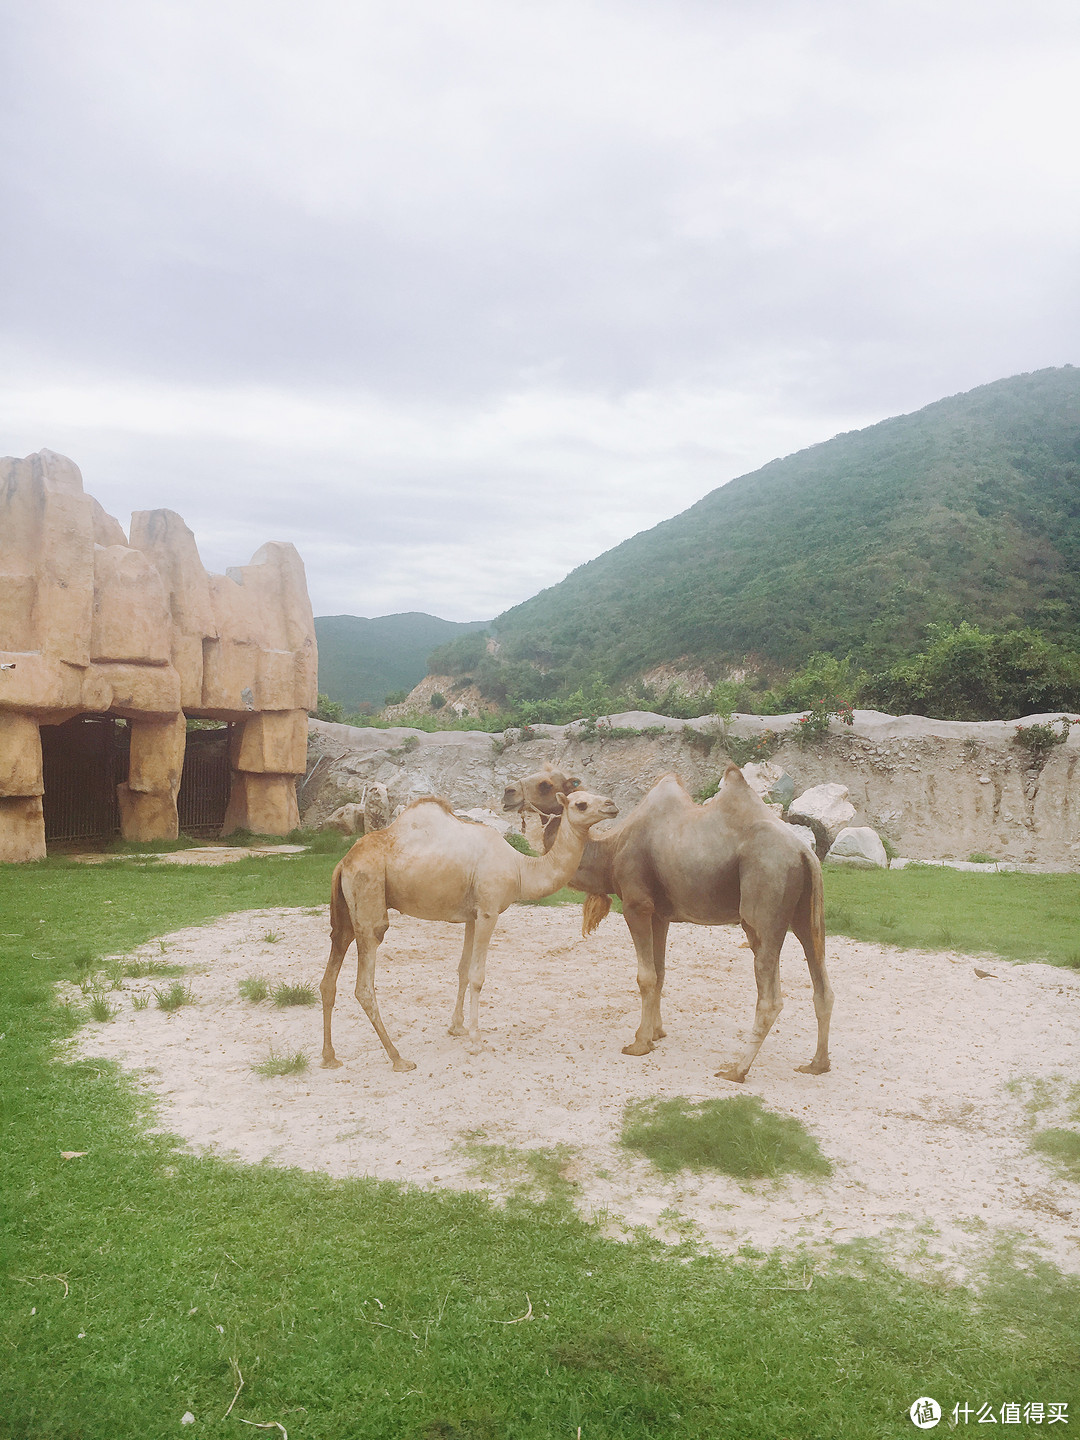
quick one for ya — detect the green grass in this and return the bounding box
[823,867,1080,966]
[271,982,318,1007]
[1032,1129,1080,1181]
[620,1095,833,1181]
[238,975,270,1002]
[251,1047,310,1077]
[2,853,1079,1437]
[122,957,187,979]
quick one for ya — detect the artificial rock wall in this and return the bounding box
[0,449,317,860]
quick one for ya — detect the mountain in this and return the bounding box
[490,366,1080,685]
[314,612,489,710]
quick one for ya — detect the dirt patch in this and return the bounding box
[69,905,1080,1280]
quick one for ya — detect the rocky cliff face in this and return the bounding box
[302,709,1080,869]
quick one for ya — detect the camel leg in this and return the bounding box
[791,911,833,1076]
[621,900,662,1056]
[650,915,668,1041]
[716,930,784,1083]
[353,920,415,1072]
[319,923,353,1069]
[448,920,476,1036]
[320,865,357,1069]
[465,911,499,1047]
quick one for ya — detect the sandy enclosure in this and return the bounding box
[69,903,1080,1280]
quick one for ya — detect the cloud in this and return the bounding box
[2,0,1078,619]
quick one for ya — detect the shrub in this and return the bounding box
[722,730,781,767]
[311,692,345,723]
[1013,716,1074,760]
[239,975,270,1002]
[792,696,855,746]
[430,692,447,710]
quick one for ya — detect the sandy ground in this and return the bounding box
[68,903,1080,1281]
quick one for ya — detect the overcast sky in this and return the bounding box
[3,0,1078,620]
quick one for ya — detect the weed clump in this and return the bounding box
[621,1094,832,1181]
[272,982,317,1007]
[239,975,270,1002]
[154,981,196,1012]
[87,992,117,1023]
[252,1048,309,1077]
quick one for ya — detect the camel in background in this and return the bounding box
[504,765,831,1082]
[502,763,582,849]
[320,788,618,1071]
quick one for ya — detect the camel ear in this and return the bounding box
[555,791,568,808]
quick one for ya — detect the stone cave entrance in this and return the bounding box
[39,716,232,847]
[40,716,126,844]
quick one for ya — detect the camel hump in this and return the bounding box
[722,762,748,784]
[402,795,456,816]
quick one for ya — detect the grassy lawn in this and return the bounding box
[823,865,1080,965]
[2,854,1078,1438]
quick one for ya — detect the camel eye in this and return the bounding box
[539,782,552,795]
[574,799,587,810]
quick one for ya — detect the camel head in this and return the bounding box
[557,789,619,832]
[502,764,583,817]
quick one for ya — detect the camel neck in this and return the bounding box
[569,832,615,895]
[515,815,589,903]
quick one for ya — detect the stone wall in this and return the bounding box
[302,709,1080,870]
[0,449,317,860]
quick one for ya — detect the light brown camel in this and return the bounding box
[504,765,831,1082]
[320,789,618,1071]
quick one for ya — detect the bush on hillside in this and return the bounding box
[863,623,1080,721]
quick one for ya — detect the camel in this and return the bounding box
[319,788,618,1071]
[502,764,582,849]
[504,765,832,1082]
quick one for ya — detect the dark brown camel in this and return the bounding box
[504,765,832,1082]
[502,764,582,848]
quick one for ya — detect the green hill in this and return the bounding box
[314,613,489,710]
[489,366,1080,685]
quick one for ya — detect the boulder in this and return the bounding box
[0,795,46,862]
[742,761,795,808]
[0,714,43,797]
[788,782,857,851]
[326,802,366,835]
[364,783,391,832]
[117,785,179,843]
[827,826,889,868]
[222,772,300,836]
[231,710,308,775]
[90,544,172,664]
[784,822,818,852]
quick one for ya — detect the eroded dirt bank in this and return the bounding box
[303,710,1080,868]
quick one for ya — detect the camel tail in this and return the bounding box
[329,859,353,946]
[582,892,613,937]
[803,847,826,965]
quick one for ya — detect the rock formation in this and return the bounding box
[0,450,317,860]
